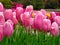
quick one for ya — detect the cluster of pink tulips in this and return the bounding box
[0,2,60,41]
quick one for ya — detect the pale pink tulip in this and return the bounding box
[25,5,33,12]
[0,2,4,12]
[4,9,13,20]
[40,9,46,15]
[0,12,5,25]
[50,22,59,36]
[3,21,14,37]
[0,25,3,41]
[54,16,60,26]
[43,19,51,32]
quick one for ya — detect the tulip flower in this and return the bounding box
[0,12,5,25]
[43,19,51,33]
[3,21,14,37]
[40,9,46,15]
[16,7,24,21]
[25,5,33,13]
[54,16,60,26]
[4,9,13,20]
[49,12,56,22]
[12,12,18,25]
[34,14,44,31]
[21,12,31,27]
[0,2,4,12]
[0,25,3,41]
[50,22,59,36]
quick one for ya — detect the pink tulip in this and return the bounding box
[3,21,14,37]
[34,14,44,31]
[25,5,33,12]
[43,19,51,32]
[50,22,59,36]
[49,12,56,22]
[21,12,31,27]
[0,12,5,25]
[0,25,3,41]
[12,12,18,25]
[40,9,46,15]
[0,2,4,12]
[16,7,24,21]
[54,16,60,26]
[4,9,13,20]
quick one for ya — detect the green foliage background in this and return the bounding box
[0,0,60,9]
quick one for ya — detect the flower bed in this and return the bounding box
[0,2,60,45]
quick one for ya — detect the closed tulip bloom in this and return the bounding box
[0,12,5,25]
[12,12,18,25]
[50,12,56,22]
[0,2,4,12]
[25,5,33,12]
[50,22,59,36]
[16,7,24,21]
[34,14,44,31]
[3,21,14,37]
[54,16,60,26]
[21,12,31,27]
[0,25,3,41]
[40,9,46,15]
[43,19,51,32]
[4,9,13,20]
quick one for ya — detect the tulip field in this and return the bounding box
[0,2,60,45]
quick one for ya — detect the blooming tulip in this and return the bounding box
[54,16,60,26]
[16,7,24,21]
[50,22,59,36]
[4,9,13,20]
[3,21,14,37]
[43,19,51,32]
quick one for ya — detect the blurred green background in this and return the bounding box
[0,0,60,9]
